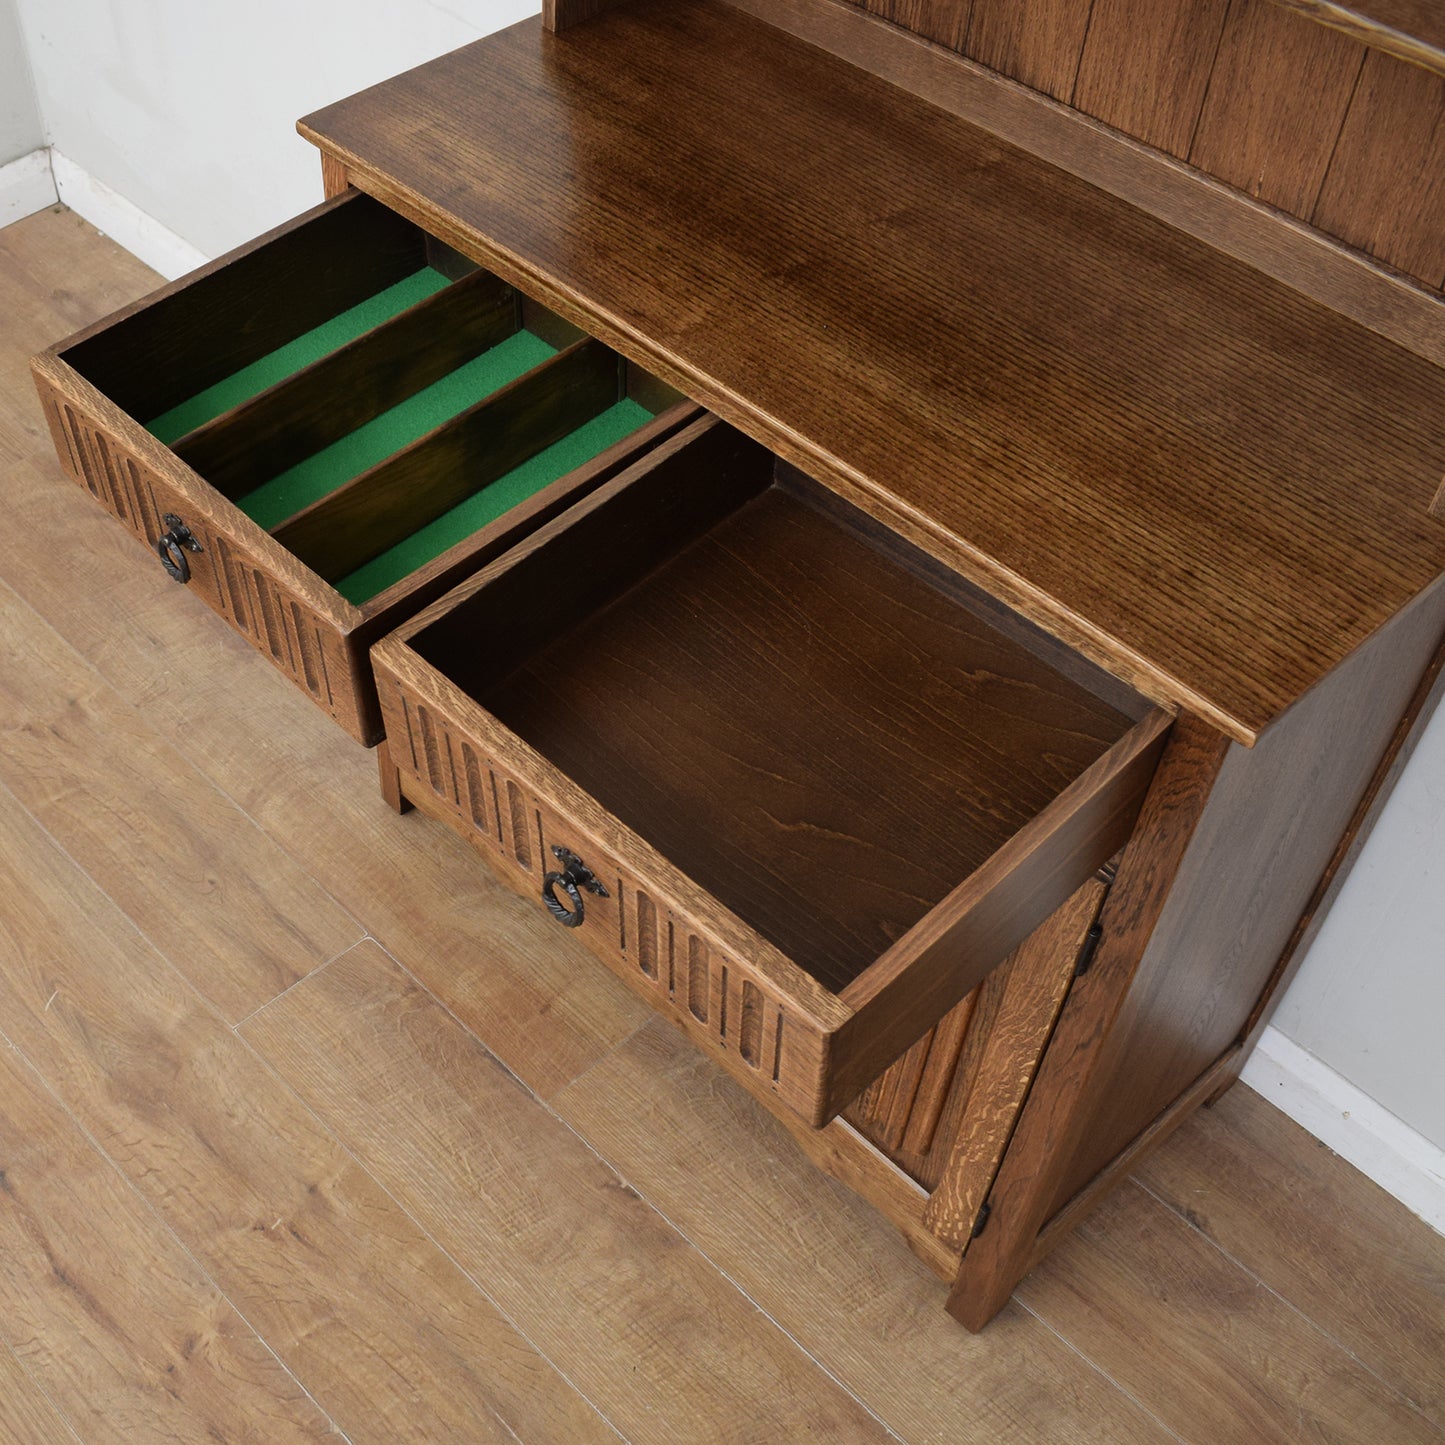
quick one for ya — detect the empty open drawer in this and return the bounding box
[372,417,1171,1126]
[31,189,696,743]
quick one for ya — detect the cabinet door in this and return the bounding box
[845,876,1110,1246]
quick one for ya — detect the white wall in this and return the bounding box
[1269,703,1445,1145]
[0,0,44,165]
[12,0,537,259]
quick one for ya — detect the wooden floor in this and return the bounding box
[0,205,1442,1445]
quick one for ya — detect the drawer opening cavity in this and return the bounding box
[375,414,1171,1124]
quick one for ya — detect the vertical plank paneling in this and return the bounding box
[1190,0,1365,215]
[965,0,1097,100]
[1074,0,1231,156]
[1313,48,1445,287]
[854,0,973,51]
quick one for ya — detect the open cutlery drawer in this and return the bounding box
[31,189,696,743]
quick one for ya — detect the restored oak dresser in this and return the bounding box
[32,0,1445,1330]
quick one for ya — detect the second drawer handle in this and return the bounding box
[542,845,609,928]
[156,513,202,584]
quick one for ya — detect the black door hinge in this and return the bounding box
[1074,921,1104,977]
[970,1201,992,1239]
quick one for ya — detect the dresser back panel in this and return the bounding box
[843,0,1445,292]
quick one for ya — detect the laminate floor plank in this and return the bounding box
[0,1039,335,1444]
[0,576,362,1023]
[552,1020,1177,1445]
[0,212,647,1100]
[1015,1181,1443,1444]
[0,1337,81,1445]
[0,782,617,1445]
[242,940,896,1444]
[1135,1084,1445,1429]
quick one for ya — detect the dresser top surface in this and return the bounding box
[300,0,1445,744]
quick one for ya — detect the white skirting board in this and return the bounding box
[50,150,208,280]
[0,147,58,228]
[1241,1026,1445,1234]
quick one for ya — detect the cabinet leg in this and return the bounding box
[378,738,412,815]
[320,152,351,198]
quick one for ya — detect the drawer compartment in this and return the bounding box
[31,190,695,743]
[373,417,1170,1126]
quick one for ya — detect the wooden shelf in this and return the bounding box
[300,0,1445,745]
[1272,0,1445,78]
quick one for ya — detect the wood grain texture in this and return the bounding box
[300,0,1445,744]
[0,470,647,1102]
[243,941,898,1444]
[911,966,1010,1176]
[922,877,1106,1245]
[1190,0,1366,214]
[1136,1085,1445,1429]
[543,0,632,29]
[0,574,361,1023]
[172,267,520,501]
[378,424,1157,1125]
[846,1018,937,1153]
[1074,0,1231,154]
[1230,610,1445,1063]
[1272,0,1445,75]
[476,471,1138,994]
[1017,1182,1443,1443]
[829,709,1165,1116]
[320,152,350,199]
[1028,1044,1242,1265]
[0,1042,335,1444]
[0,789,616,1445]
[848,0,973,49]
[964,0,1096,99]
[724,0,1445,362]
[387,743,959,1276]
[32,357,377,739]
[0,1341,78,1445]
[378,646,845,1125]
[1045,575,1445,1212]
[1313,47,1445,287]
[555,1021,1177,1445]
[30,187,672,745]
[947,714,1230,1328]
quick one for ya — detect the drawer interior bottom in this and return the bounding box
[141,264,656,605]
[415,424,1150,995]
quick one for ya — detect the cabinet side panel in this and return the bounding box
[1044,576,1445,1214]
[837,0,1445,294]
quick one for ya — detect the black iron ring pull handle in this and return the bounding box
[541,845,609,928]
[156,513,202,584]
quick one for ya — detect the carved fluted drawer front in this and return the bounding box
[374,416,1170,1127]
[31,189,695,744]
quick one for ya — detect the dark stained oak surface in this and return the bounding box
[479,482,1134,992]
[299,0,1445,746]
